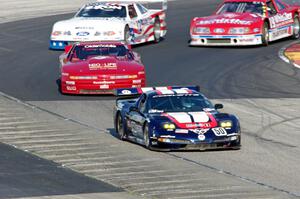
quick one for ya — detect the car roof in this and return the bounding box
[145,88,201,97]
[75,41,127,47]
[224,0,266,3]
[85,1,133,7]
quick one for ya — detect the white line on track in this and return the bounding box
[67,158,159,168]
[278,41,300,69]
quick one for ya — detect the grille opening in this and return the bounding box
[207,38,231,44]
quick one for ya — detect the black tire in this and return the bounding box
[262,22,269,46]
[143,123,152,149]
[116,113,126,140]
[124,25,131,44]
[292,15,300,39]
[153,17,161,43]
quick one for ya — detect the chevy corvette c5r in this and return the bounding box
[114,86,241,151]
[59,41,145,94]
[49,0,167,50]
[190,0,300,46]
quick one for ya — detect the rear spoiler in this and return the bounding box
[115,86,200,97]
[96,0,167,10]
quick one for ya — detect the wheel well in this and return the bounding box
[124,24,129,32]
[143,122,147,130]
[115,111,121,126]
[264,20,270,29]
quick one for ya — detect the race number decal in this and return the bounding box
[212,127,227,136]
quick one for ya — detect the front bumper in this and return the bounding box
[150,134,241,151]
[61,79,145,95]
[190,34,262,46]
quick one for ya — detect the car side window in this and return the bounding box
[274,0,285,10]
[138,94,147,113]
[267,0,277,15]
[128,5,138,18]
[136,3,148,15]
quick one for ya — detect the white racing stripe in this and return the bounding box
[167,112,210,123]
[188,112,209,123]
[167,112,192,123]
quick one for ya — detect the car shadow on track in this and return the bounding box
[187,36,294,50]
[106,128,240,153]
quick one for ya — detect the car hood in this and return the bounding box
[53,17,126,32]
[150,111,219,129]
[194,12,262,27]
[62,56,143,75]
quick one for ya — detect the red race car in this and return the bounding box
[190,0,300,46]
[59,41,146,94]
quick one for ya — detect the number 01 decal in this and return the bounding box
[212,127,227,136]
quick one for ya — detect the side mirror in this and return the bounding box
[133,51,141,62]
[130,106,139,112]
[64,45,72,54]
[214,104,223,110]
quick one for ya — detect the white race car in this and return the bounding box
[49,0,167,50]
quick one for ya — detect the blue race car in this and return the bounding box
[114,86,241,151]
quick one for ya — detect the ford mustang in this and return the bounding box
[190,0,300,46]
[114,86,241,151]
[59,41,145,94]
[50,0,167,50]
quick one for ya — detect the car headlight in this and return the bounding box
[193,27,210,34]
[52,31,62,36]
[162,123,176,130]
[220,121,232,128]
[229,27,250,34]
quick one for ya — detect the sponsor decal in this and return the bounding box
[190,128,209,135]
[223,13,238,18]
[198,134,206,141]
[160,135,176,138]
[198,18,252,25]
[175,129,189,134]
[121,90,132,95]
[84,44,117,48]
[239,38,255,42]
[66,86,76,91]
[186,123,211,128]
[271,28,289,39]
[93,81,115,84]
[100,85,109,89]
[76,32,90,36]
[269,13,293,28]
[88,63,117,70]
[149,109,164,113]
[75,27,94,30]
[85,4,123,10]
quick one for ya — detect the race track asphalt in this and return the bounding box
[0,142,121,198]
[0,0,300,198]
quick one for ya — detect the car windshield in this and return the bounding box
[71,44,131,61]
[77,3,127,18]
[149,95,214,113]
[217,2,264,15]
